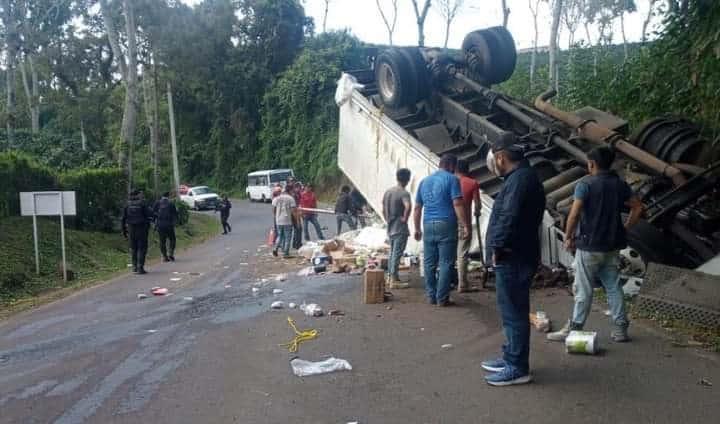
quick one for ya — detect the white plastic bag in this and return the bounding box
[290,357,352,377]
[301,303,324,317]
[270,301,285,310]
[334,73,364,106]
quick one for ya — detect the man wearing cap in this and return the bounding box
[413,154,469,307]
[481,134,545,386]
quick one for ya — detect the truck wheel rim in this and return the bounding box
[378,62,397,102]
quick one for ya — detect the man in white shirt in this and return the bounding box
[272,185,297,258]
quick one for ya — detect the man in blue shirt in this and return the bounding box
[413,154,469,306]
[547,146,643,343]
[481,134,545,387]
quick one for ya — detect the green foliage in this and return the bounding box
[58,168,127,232]
[0,152,57,218]
[0,213,219,307]
[259,31,365,187]
[1,130,111,170]
[174,198,189,226]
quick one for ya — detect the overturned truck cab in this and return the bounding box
[336,26,720,293]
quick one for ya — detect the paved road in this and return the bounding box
[1,200,718,424]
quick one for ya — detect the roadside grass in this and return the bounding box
[0,214,220,318]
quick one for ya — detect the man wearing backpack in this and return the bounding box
[153,192,179,262]
[216,195,232,234]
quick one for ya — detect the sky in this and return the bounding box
[182,0,663,50]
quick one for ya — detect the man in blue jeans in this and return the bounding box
[413,154,469,306]
[383,168,412,289]
[547,146,644,343]
[481,134,545,387]
[272,185,297,258]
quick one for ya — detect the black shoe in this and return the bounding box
[169,256,175,262]
[272,249,278,257]
[162,256,169,262]
[132,267,138,274]
[137,268,147,275]
[228,226,232,233]
[222,231,228,235]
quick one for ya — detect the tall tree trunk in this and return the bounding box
[411,0,432,47]
[620,11,628,62]
[501,0,510,27]
[80,119,87,151]
[142,60,160,197]
[19,54,40,134]
[99,0,128,80]
[121,0,139,193]
[322,0,330,32]
[548,0,563,89]
[443,17,451,48]
[529,0,540,91]
[375,0,398,46]
[584,22,598,77]
[3,0,17,146]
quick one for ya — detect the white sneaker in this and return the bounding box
[547,321,571,342]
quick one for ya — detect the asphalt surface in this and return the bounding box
[1,200,718,424]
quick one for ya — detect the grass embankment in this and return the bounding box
[0,214,219,317]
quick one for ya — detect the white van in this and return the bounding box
[246,169,295,202]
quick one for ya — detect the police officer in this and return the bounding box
[122,190,153,274]
[153,191,178,262]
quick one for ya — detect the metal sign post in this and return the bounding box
[20,191,76,282]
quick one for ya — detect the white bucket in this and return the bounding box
[565,330,599,355]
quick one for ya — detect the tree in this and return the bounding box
[501,0,510,27]
[528,0,542,89]
[410,0,432,47]
[322,0,331,32]
[563,0,584,47]
[434,0,464,48]
[548,0,563,89]
[2,0,20,146]
[617,0,637,61]
[642,0,659,44]
[375,0,399,45]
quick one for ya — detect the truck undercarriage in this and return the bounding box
[341,26,720,284]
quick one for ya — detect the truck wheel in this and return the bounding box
[375,48,417,108]
[462,26,516,85]
[398,47,430,101]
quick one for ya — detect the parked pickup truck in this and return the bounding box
[180,186,219,211]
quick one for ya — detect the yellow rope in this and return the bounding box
[279,316,318,353]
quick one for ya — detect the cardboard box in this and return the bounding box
[363,269,385,304]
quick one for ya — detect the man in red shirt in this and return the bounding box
[456,159,482,292]
[300,184,326,241]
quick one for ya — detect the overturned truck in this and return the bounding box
[337,26,720,293]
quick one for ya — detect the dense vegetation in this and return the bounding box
[1,0,718,201]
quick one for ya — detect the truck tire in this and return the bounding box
[397,47,431,101]
[375,48,417,108]
[462,26,516,85]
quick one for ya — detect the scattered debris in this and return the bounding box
[169,278,182,282]
[288,302,298,309]
[313,264,327,274]
[530,311,551,333]
[441,344,454,350]
[566,331,599,355]
[328,309,345,316]
[290,357,352,377]
[270,301,285,310]
[182,297,194,302]
[137,293,148,300]
[420,328,425,332]
[280,317,318,353]
[225,284,232,289]
[273,289,284,295]
[151,287,169,296]
[223,266,230,269]
[297,267,314,277]
[239,263,249,266]
[301,303,324,317]
[385,305,393,310]
[146,330,157,334]
[699,378,713,387]
[252,287,260,293]
[275,274,287,282]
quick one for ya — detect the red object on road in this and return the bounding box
[151,287,169,296]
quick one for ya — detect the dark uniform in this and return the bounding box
[216,198,232,234]
[122,192,154,274]
[153,196,178,261]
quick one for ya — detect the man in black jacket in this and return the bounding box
[334,185,356,235]
[122,190,154,274]
[481,134,545,387]
[216,195,232,234]
[154,191,179,262]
